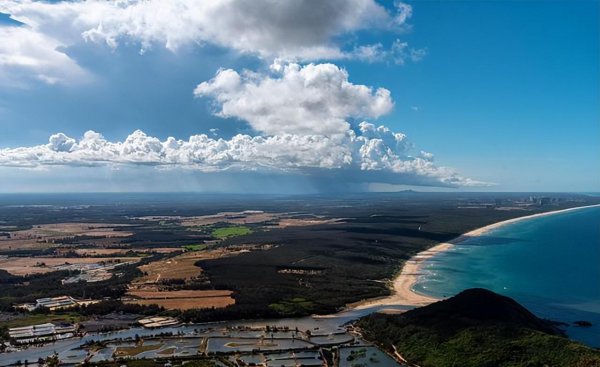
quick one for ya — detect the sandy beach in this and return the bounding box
[354,204,600,310]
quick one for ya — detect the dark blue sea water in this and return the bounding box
[414,206,600,347]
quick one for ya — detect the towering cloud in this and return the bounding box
[194,62,393,136]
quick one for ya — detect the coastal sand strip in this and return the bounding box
[354,204,600,310]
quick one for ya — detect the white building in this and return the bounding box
[138,316,180,328]
[8,323,76,344]
[35,296,78,310]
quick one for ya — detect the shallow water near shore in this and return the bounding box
[414,206,600,347]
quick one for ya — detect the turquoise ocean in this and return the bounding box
[413,206,600,347]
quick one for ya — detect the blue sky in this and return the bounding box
[0,0,597,193]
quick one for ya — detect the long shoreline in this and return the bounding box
[353,204,600,310]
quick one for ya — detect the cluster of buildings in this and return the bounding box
[138,316,180,328]
[8,323,77,344]
[57,260,136,284]
[6,314,177,346]
[15,295,97,312]
[61,268,113,284]
[278,267,323,276]
[458,195,570,210]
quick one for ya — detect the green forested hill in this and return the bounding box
[357,288,600,367]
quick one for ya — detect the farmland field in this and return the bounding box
[132,249,234,284]
[124,247,269,310]
[127,289,235,310]
[0,222,134,251]
[211,226,253,239]
[128,290,232,299]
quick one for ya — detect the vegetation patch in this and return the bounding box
[358,288,600,367]
[346,348,367,361]
[7,312,85,328]
[183,244,208,251]
[113,343,162,357]
[211,226,253,239]
[269,297,315,316]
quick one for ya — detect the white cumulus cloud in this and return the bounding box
[0,25,89,86]
[1,0,409,55]
[0,0,418,85]
[194,62,393,136]
[0,127,487,188]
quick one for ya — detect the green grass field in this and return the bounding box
[211,226,253,239]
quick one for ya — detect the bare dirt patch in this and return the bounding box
[127,277,235,310]
[127,297,235,310]
[126,289,235,309]
[128,289,232,299]
[133,252,209,284]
